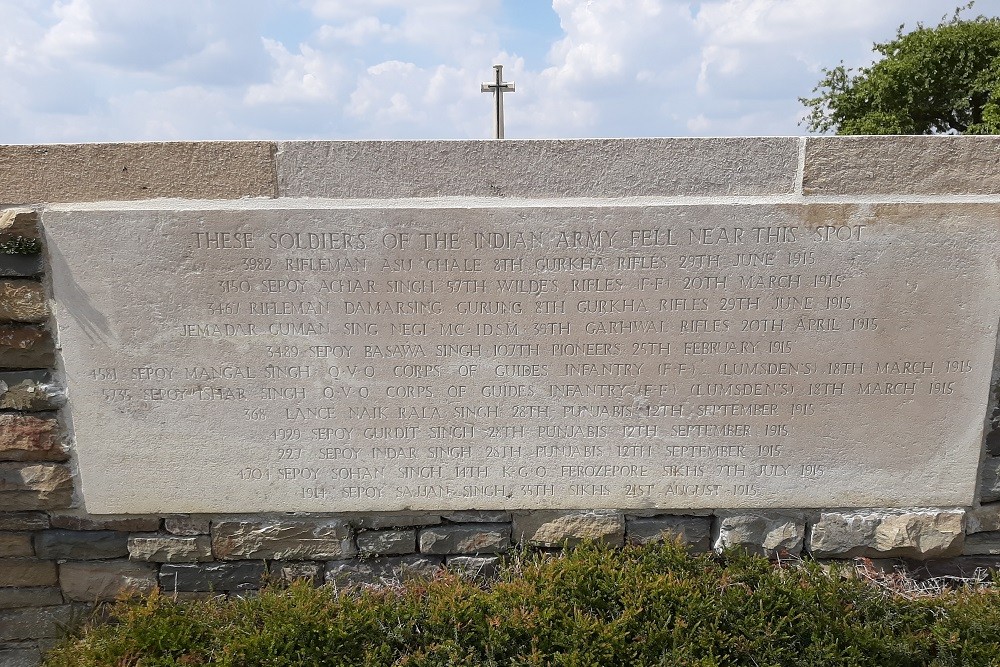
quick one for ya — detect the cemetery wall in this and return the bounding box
[0,137,999,663]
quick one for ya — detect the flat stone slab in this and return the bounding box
[43,198,1000,513]
[276,139,800,199]
[0,142,276,203]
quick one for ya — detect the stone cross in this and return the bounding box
[481,64,515,139]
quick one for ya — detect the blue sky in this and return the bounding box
[0,0,994,143]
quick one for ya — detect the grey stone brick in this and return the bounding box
[357,529,416,557]
[980,457,1000,503]
[0,605,80,641]
[967,503,1000,533]
[59,561,157,602]
[0,533,33,558]
[0,371,62,412]
[159,562,266,592]
[267,561,324,586]
[0,644,42,667]
[0,415,64,463]
[0,463,72,511]
[0,326,55,370]
[0,254,42,278]
[626,516,712,552]
[714,512,804,557]
[441,511,511,523]
[48,512,160,532]
[34,530,128,560]
[325,555,442,587]
[128,535,213,563]
[212,519,355,560]
[0,513,48,531]
[349,513,443,530]
[446,555,502,579]
[0,587,63,609]
[512,511,625,547]
[0,280,47,323]
[808,509,965,559]
[964,532,1000,556]
[164,517,211,535]
[419,524,510,555]
[0,560,57,587]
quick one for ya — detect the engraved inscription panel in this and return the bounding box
[46,203,999,512]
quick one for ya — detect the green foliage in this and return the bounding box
[44,542,1000,667]
[801,3,1000,134]
[0,236,42,255]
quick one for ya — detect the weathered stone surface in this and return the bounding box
[0,142,277,203]
[418,524,510,554]
[356,529,416,557]
[164,517,211,535]
[808,510,965,559]
[34,530,128,560]
[277,138,800,198]
[0,415,65,462]
[0,587,63,609]
[0,560,57,587]
[963,532,1000,555]
[513,511,625,548]
[0,254,43,278]
[350,513,443,530]
[0,208,43,278]
[159,562,267,592]
[626,516,713,552]
[441,511,512,523]
[325,555,442,587]
[0,605,79,641]
[212,519,355,560]
[967,503,1000,534]
[804,136,1000,195]
[715,513,805,557]
[128,535,212,562]
[0,281,47,323]
[0,644,42,666]
[980,457,1000,503]
[48,512,159,532]
[988,429,1000,457]
[0,513,48,531]
[267,561,324,585]
[0,326,54,369]
[47,200,1000,514]
[0,464,72,511]
[446,555,502,579]
[0,371,62,411]
[913,556,1000,579]
[0,210,39,242]
[59,561,156,602]
[0,533,33,557]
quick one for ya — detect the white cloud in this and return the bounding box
[245,39,343,106]
[39,0,98,58]
[0,0,997,142]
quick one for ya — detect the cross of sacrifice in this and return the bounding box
[481,64,515,139]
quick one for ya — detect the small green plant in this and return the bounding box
[44,542,1000,667]
[0,236,42,255]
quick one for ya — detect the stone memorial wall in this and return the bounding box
[0,137,999,663]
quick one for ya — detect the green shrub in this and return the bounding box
[44,542,1000,667]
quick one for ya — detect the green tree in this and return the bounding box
[801,4,1000,134]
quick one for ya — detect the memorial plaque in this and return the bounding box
[45,201,999,513]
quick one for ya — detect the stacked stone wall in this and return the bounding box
[0,137,998,666]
